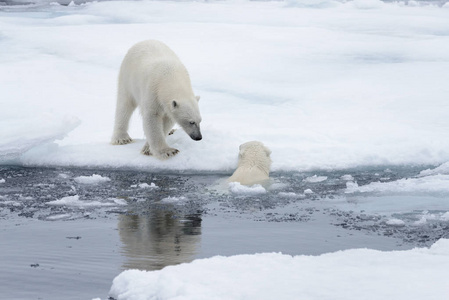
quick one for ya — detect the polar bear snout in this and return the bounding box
[183,122,202,141]
[191,133,202,141]
[188,129,202,141]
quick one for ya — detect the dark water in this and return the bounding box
[1,165,448,300]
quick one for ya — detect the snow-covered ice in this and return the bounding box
[1,0,449,173]
[2,1,449,299]
[109,238,449,300]
[0,114,80,164]
[74,174,111,184]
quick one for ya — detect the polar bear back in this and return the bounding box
[119,40,194,105]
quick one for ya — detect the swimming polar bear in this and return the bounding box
[111,40,202,159]
[228,141,272,185]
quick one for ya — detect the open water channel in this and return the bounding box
[1,165,448,299]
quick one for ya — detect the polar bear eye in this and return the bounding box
[189,121,196,125]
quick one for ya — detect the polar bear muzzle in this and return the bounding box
[186,124,202,141]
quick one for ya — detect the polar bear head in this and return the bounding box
[237,141,272,171]
[171,96,202,141]
[228,141,272,185]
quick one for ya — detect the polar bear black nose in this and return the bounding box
[191,133,202,141]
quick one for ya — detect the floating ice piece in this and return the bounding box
[228,182,266,195]
[386,218,405,226]
[47,195,115,207]
[441,212,449,221]
[413,216,428,226]
[112,198,128,206]
[278,192,305,199]
[131,182,158,189]
[345,175,449,194]
[304,189,314,194]
[303,175,328,183]
[0,200,21,207]
[345,181,359,192]
[340,174,354,181]
[0,178,5,184]
[159,196,188,203]
[74,174,111,184]
[46,213,72,221]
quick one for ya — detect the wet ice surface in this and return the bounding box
[1,165,449,300]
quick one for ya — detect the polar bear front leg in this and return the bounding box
[141,142,152,156]
[111,90,136,145]
[163,115,176,136]
[142,113,179,159]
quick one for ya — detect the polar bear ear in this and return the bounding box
[172,100,178,109]
[195,95,200,102]
[264,146,272,157]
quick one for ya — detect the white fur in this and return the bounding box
[228,141,272,186]
[111,40,202,159]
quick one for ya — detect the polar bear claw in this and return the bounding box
[141,143,152,156]
[159,148,179,159]
[111,134,133,145]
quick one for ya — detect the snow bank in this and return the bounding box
[109,239,449,300]
[74,174,111,184]
[0,114,80,164]
[2,1,449,172]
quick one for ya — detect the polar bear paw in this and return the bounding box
[168,129,177,136]
[141,143,152,156]
[111,133,133,145]
[158,147,179,159]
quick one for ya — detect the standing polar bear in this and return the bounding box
[111,40,202,159]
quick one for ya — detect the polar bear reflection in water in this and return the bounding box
[118,210,201,271]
